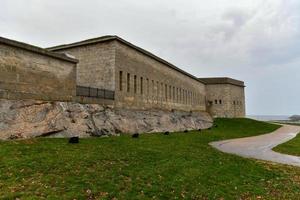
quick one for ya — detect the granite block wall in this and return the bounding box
[0,42,77,102]
[114,41,206,111]
[52,41,116,91]
[205,84,245,118]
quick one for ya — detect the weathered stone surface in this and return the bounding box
[52,38,207,112]
[205,84,245,118]
[0,42,77,102]
[0,99,213,140]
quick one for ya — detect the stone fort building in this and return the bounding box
[0,35,245,118]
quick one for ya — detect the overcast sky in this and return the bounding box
[1,0,299,115]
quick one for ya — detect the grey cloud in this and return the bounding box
[218,9,254,41]
[0,0,300,115]
[222,9,252,27]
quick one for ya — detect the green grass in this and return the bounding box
[1,118,300,199]
[274,133,300,156]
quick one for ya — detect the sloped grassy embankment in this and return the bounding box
[1,118,300,199]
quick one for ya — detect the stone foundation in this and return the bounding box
[0,99,213,140]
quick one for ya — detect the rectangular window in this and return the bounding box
[152,80,154,99]
[127,73,130,92]
[169,85,172,100]
[134,75,137,94]
[161,83,163,99]
[179,88,182,103]
[215,99,218,104]
[173,87,175,101]
[187,91,189,105]
[165,84,168,101]
[119,71,123,91]
[146,78,149,96]
[186,91,188,104]
[140,77,143,95]
[157,81,159,100]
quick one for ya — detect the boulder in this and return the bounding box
[0,99,213,140]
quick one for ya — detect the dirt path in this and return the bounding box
[210,125,300,167]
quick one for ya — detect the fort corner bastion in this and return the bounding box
[0,35,245,139]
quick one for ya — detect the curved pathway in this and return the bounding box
[210,124,300,167]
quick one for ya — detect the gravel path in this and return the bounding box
[210,125,300,167]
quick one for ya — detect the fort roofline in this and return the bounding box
[47,35,205,84]
[0,36,78,64]
[198,77,245,87]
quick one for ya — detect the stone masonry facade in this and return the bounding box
[0,37,77,102]
[114,41,206,111]
[49,36,207,112]
[48,41,116,91]
[0,35,245,118]
[199,78,245,118]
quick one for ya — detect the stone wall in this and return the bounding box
[114,41,206,112]
[205,84,245,118]
[227,84,246,117]
[0,40,77,102]
[52,41,116,91]
[50,38,207,112]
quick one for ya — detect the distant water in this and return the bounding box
[247,115,290,122]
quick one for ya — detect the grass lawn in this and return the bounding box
[1,118,300,199]
[273,132,300,157]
